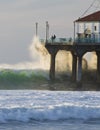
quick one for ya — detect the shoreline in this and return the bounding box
[0,79,99,91]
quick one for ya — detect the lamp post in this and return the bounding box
[36,22,38,36]
[74,21,75,43]
[46,21,49,42]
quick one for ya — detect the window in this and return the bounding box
[94,26,97,31]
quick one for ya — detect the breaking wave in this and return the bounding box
[0,91,100,123]
[0,101,100,123]
[0,69,48,84]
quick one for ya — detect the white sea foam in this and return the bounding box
[1,104,100,122]
[0,91,100,123]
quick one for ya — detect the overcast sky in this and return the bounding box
[0,0,94,64]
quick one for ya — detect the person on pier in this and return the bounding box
[51,34,56,43]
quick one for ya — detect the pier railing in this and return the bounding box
[75,37,100,44]
[40,38,73,45]
[40,37,100,45]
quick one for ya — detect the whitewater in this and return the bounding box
[0,90,99,130]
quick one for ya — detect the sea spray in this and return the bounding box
[0,36,50,70]
[56,50,72,74]
[29,36,41,62]
[89,52,97,69]
[29,36,50,70]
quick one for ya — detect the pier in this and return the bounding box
[43,10,100,85]
[45,41,100,85]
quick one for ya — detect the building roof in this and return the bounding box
[75,11,100,22]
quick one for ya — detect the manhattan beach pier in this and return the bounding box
[44,11,100,86]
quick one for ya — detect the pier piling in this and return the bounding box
[72,53,77,82]
[96,51,100,82]
[77,56,82,85]
[49,53,56,80]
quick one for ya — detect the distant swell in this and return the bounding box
[0,104,100,123]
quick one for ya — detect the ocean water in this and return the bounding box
[0,91,100,130]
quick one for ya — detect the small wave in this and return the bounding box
[0,104,100,123]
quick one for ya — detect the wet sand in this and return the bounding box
[0,79,99,91]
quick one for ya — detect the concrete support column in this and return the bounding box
[49,53,56,80]
[72,53,77,82]
[96,51,100,81]
[77,56,82,84]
